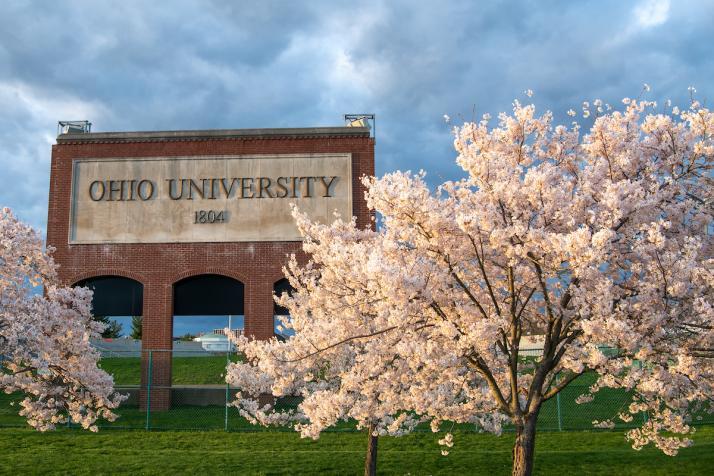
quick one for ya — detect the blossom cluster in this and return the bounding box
[0,208,123,430]
[227,94,713,456]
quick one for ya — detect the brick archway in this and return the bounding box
[74,275,144,319]
[47,126,375,412]
[68,269,147,288]
[168,268,250,286]
[172,273,244,318]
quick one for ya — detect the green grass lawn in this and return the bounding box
[1,426,712,475]
[93,358,714,431]
[98,355,240,385]
[2,372,712,433]
[4,359,713,433]
[2,364,712,475]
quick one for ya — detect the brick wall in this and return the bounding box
[47,132,375,410]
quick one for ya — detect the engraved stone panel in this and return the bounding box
[69,154,352,243]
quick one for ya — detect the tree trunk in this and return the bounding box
[364,423,379,476]
[512,413,538,476]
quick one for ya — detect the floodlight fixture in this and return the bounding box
[58,120,92,136]
[344,114,375,138]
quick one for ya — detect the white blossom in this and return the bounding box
[0,208,124,431]
[227,94,714,470]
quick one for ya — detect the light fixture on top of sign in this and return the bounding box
[344,114,375,138]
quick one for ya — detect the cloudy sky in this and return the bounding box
[1,0,711,232]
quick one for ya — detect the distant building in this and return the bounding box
[193,333,234,352]
[212,328,243,339]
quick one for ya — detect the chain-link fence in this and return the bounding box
[1,347,712,432]
[91,348,301,432]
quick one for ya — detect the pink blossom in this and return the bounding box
[0,208,124,431]
[226,95,713,467]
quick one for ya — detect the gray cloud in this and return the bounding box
[0,0,712,231]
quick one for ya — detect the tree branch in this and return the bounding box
[277,324,435,363]
[467,353,511,414]
[542,371,584,401]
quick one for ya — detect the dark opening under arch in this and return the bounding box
[75,276,143,317]
[273,278,295,315]
[173,274,244,316]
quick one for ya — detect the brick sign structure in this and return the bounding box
[47,127,374,410]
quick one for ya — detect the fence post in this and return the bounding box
[146,350,152,431]
[556,374,563,431]
[225,351,229,432]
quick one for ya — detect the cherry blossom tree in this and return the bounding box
[228,92,713,476]
[0,207,123,431]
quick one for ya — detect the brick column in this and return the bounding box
[244,277,274,340]
[140,281,173,411]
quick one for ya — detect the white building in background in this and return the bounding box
[193,332,235,352]
[212,328,243,338]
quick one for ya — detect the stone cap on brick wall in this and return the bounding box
[56,127,371,143]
